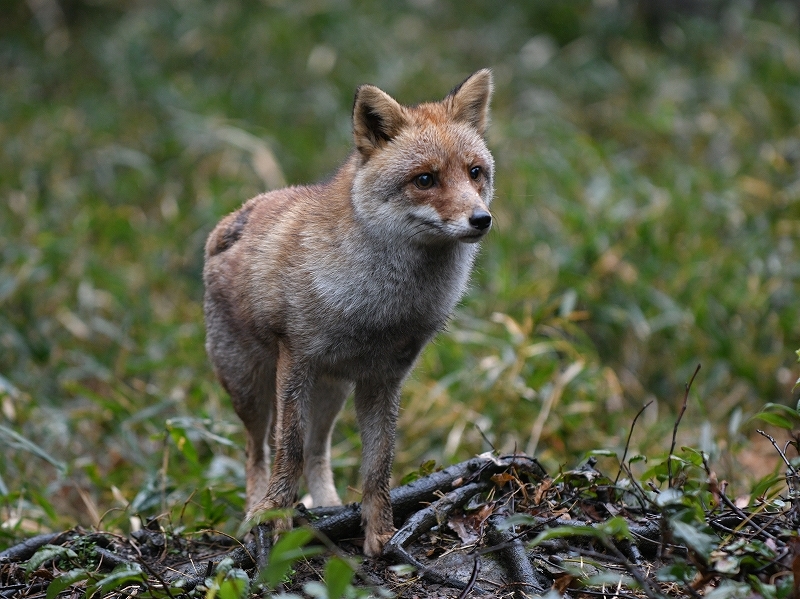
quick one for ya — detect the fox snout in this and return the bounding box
[457,208,492,243]
[456,198,492,243]
[469,209,492,233]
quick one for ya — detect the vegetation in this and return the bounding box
[1,0,799,595]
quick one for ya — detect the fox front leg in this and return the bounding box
[246,344,311,533]
[354,378,402,557]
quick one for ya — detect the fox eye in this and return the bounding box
[469,166,482,180]
[414,173,435,189]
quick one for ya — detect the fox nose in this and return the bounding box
[469,209,492,231]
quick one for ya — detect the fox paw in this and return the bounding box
[364,528,396,558]
[240,502,294,538]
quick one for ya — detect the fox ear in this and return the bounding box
[353,85,407,157]
[447,69,493,136]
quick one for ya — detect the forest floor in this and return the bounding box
[2,451,796,599]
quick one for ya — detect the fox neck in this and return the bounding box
[338,209,477,308]
[309,163,478,327]
[328,238,475,332]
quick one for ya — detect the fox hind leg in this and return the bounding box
[304,376,353,507]
[227,362,276,518]
[204,315,277,518]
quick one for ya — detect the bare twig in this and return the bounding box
[455,555,481,599]
[756,429,799,477]
[138,557,178,599]
[714,491,777,542]
[476,424,496,452]
[619,463,658,510]
[669,364,700,488]
[160,429,170,516]
[616,400,654,484]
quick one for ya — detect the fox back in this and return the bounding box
[203,69,494,557]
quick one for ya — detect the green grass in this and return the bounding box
[1,0,799,544]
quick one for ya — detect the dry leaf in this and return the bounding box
[553,572,575,594]
[447,515,479,545]
[491,472,516,486]
[533,478,553,505]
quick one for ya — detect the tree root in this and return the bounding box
[485,514,550,598]
[384,481,491,593]
[0,531,75,562]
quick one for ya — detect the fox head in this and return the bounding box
[350,69,495,246]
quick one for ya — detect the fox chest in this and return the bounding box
[296,261,465,377]
[305,245,472,324]
[309,322,430,380]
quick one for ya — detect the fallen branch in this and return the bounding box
[485,514,550,598]
[0,531,75,562]
[523,514,663,557]
[304,453,546,541]
[165,453,546,588]
[384,481,490,592]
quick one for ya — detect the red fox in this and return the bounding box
[203,69,494,557]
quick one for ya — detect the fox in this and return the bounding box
[203,69,495,557]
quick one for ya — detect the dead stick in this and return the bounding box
[138,556,178,599]
[575,544,663,599]
[384,482,489,593]
[163,542,257,589]
[253,523,272,571]
[167,454,547,588]
[0,530,75,562]
[616,400,654,484]
[94,546,132,571]
[715,491,777,542]
[669,364,700,488]
[306,453,546,541]
[757,429,799,477]
[456,555,481,599]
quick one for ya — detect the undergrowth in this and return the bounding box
[1,4,799,594]
[6,385,800,598]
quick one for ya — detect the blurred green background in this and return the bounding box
[1,0,799,542]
